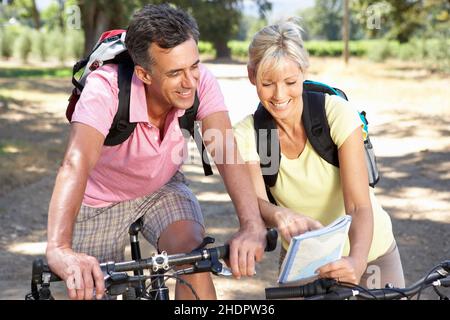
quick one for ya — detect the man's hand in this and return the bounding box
[226,222,267,279]
[274,209,323,243]
[316,256,367,285]
[46,247,105,300]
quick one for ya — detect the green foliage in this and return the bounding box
[0,26,19,59]
[365,40,393,62]
[40,2,64,30]
[305,41,367,57]
[183,0,242,57]
[364,37,450,71]
[170,0,271,58]
[0,66,72,78]
[298,0,365,41]
[424,37,450,67]
[300,0,343,40]
[49,28,66,64]
[198,41,216,57]
[351,0,449,43]
[237,15,268,41]
[67,29,85,60]
[229,40,250,58]
[16,31,32,63]
[33,30,48,61]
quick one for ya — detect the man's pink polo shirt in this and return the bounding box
[71,63,227,207]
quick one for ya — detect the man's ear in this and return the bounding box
[247,65,256,86]
[135,65,152,85]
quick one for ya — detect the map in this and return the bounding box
[278,215,352,284]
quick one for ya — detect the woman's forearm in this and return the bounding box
[347,205,373,265]
[257,197,283,228]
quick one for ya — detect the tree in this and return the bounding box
[2,0,41,29]
[351,0,449,43]
[237,14,269,41]
[56,0,65,31]
[299,0,344,40]
[29,0,40,29]
[168,0,272,59]
[298,1,367,41]
[40,0,70,32]
[78,0,134,56]
[74,0,271,59]
[343,0,349,64]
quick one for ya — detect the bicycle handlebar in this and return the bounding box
[32,228,278,286]
[266,260,450,300]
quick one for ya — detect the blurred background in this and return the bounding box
[0,0,449,300]
[0,0,448,69]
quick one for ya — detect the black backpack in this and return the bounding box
[253,80,379,204]
[66,29,212,176]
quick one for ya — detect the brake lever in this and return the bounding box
[104,272,130,296]
[217,266,233,277]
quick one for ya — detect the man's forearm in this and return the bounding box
[47,162,89,250]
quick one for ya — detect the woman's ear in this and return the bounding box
[247,65,256,86]
[135,65,152,85]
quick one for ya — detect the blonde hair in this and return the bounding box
[248,18,309,82]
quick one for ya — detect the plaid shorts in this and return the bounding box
[72,171,204,263]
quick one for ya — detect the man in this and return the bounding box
[46,4,267,300]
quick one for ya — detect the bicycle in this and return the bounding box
[25,218,278,300]
[265,260,450,300]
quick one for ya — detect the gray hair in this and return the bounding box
[248,18,309,82]
[125,4,199,71]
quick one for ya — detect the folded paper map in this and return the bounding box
[278,215,352,284]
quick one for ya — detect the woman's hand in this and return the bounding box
[274,208,323,243]
[316,256,367,285]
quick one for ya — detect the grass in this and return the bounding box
[0,143,21,156]
[0,67,72,79]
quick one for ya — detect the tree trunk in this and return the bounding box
[213,40,231,59]
[57,0,65,32]
[30,0,41,30]
[79,1,109,56]
[79,1,128,57]
[342,0,350,65]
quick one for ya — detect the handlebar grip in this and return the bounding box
[265,228,278,252]
[216,228,278,260]
[266,278,337,300]
[266,286,306,299]
[32,258,62,284]
[217,244,230,260]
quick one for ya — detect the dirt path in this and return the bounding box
[0,58,448,300]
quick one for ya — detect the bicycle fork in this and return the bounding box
[128,218,169,300]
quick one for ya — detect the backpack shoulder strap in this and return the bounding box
[104,55,136,146]
[178,93,213,176]
[253,103,281,188]
[178,93,199,135]
[302,91,339,168]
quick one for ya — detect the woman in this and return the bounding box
[233,19,405,288]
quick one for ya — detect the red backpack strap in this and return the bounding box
[66,89,79,122]
[99,29,126,42]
